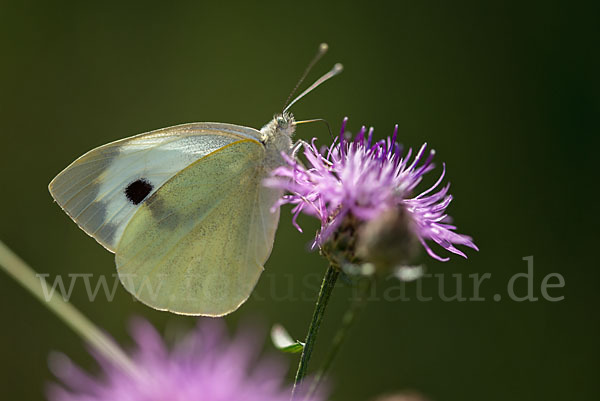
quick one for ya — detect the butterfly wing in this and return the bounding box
[48,123,262,252]
[115,139,282,316]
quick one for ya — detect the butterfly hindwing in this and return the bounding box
[48,123,262,252]
[115,139,283,316]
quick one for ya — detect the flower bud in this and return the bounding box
[356,206,419,274]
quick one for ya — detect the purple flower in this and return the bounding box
[267,118,478,262]
[47,318,323,401]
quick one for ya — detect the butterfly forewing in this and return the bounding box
[48,123,262,251]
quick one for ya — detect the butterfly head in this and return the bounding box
[261,44,342,162]
[260,112,295,167]
[275,112,296,136]
[261,112,296,143]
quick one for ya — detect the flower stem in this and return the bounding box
[305,278,371,399]
[0,240,139,377]
[291,265,339,400]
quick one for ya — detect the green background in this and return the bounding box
[0,1,597,400]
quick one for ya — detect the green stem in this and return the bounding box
[0,240,139,378]
[305,278,371,399]
[291,265,339,400]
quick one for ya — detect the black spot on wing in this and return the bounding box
[125,179,153,205]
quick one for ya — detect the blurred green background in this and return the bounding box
[0,1,597,400]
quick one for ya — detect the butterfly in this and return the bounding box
[48,44,342,316]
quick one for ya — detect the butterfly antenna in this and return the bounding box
[283,63,344,114]
[283,43,330,112]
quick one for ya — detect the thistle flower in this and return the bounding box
[267,118,478,267]
[47,318,323,401]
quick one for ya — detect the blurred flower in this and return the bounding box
[372,391,432,401]
[47,318,323,401]
[267,118,478,265]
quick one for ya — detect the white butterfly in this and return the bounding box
[49,45,342,316]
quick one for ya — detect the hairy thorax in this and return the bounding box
[260,112,295,171]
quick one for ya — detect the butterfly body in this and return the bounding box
[49,113,295,316]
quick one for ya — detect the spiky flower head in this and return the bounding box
[267,118,478,270]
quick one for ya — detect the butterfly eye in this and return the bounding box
[276,116,286,127]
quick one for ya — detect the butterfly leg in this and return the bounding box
[291,140,309,159]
